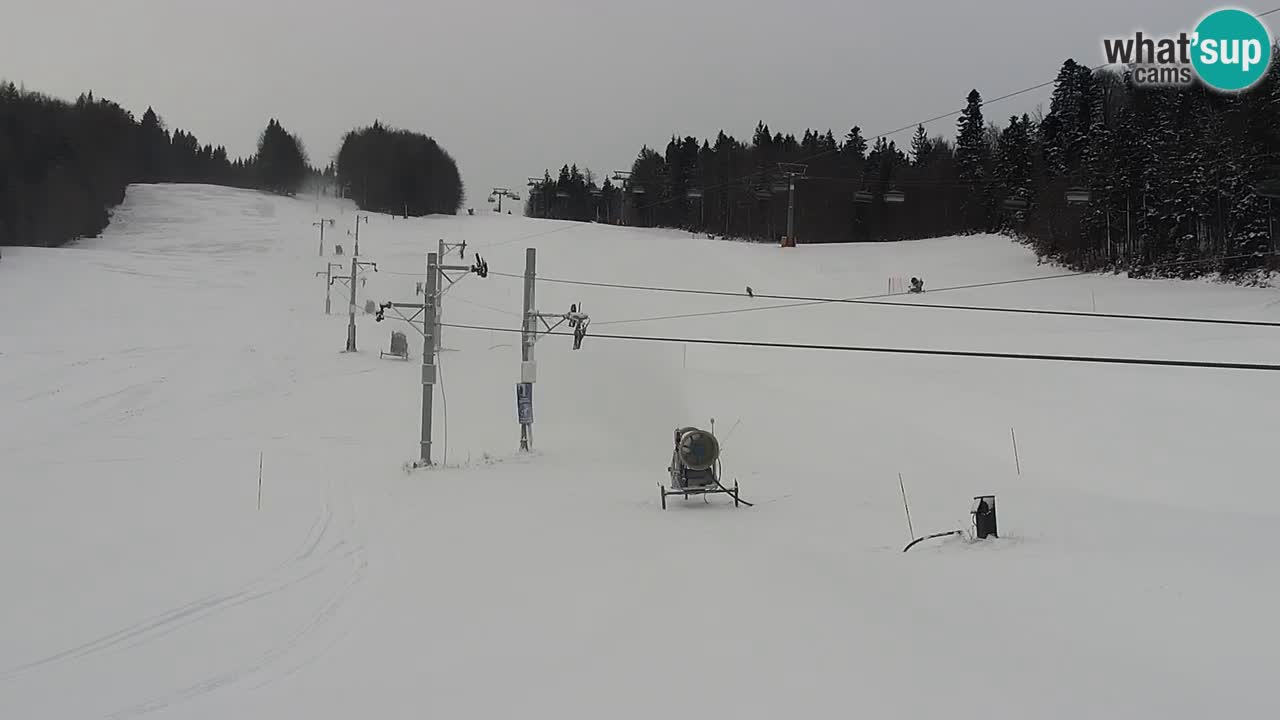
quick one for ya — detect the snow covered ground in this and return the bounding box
[2,183,1279,718]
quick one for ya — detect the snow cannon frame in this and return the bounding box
[661,425,740,509]
[380,330,410,361]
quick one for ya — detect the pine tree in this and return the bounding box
[517,56,1275,270]
[255,119,308,195]
[843,126,868,162]
[1042,59,1099,181]
[137,107,171,182]
[910,124,933,166]
[628,145,667,227]
[956,89,991,230]
[996,115,1034,206]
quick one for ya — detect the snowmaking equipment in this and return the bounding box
[900,494,998,552]
[661,422,741,509]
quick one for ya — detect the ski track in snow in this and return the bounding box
[102,478,368,719]
[0,464,369,718]
[3,183,1280,718]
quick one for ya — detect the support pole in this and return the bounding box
[787,176,796,244]
[346,256,358,352]
[314,218,334,256]
[350,214,368,257]
[520,247,536,451]
[776,163,806,244]
[1126,195,1132,259]
[436,239,445,352]
[421,252,439,466]
[316,262,342,314]
[380,249,474,467]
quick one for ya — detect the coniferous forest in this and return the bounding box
[0,83,465,249]
[8,51,1280,280]
[529,54,1280,280]
[335,122,464,217]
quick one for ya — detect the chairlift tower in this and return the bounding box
[376,250,489,467]
[315,261,345,314]
[527,177,549,217]
[517,247,591,452]
[590,187,603,222]
[344,256,378,351]
[1066,186,1130,261]
[612,171,633,225]
[489,187,519,213]
[349,214,369,256]
[313,218,335,256]
[777,162,808,244]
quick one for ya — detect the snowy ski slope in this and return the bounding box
[2,183,1279,718]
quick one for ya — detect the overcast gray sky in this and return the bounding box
[0,0,1254,206]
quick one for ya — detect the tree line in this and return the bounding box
[0,82,314,248]
[335,121,464,217]
[1,83,466,249]
[531,52,1280,280]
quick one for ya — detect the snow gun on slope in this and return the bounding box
[660,420,746,509]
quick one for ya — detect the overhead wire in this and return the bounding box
[450,296,522,317]
[369,248,1280,331]
[373,267,519,317]
[380,9,1280,338]
[483,5,1280,251]
[483,250,1280,329]
[365,11,1280,375]
[616,3,1280,210]
[437,321,1280,373]
[480,76,1071,249]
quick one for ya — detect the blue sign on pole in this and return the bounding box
[516,382,533,425]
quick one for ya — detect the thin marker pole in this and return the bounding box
[898,473,915,540]
[1011,427,1021,476]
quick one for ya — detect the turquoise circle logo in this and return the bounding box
[1191,8,1273,91]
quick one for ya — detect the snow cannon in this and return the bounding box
[661,425,740,509]
[674,427,719,476]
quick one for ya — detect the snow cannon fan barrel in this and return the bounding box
[675,427,719,471]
